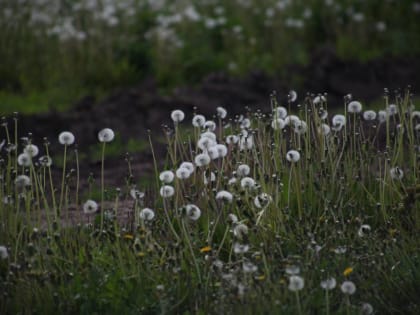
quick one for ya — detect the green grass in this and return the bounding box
[1,90,420,314]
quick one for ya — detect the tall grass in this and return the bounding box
[1,89,419,314]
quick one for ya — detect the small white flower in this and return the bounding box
[192,114,206,127]
[288,275,304,291]
[24,144,39,157]
[390,167,403,180]
[321,277,337,290]
[195,153,211,167]
[180,162,195,174]
[234,243,249,254]
[159,170,175,183]
[286,150,300,162]
[216,190,233,203]
[358,224,371,237]
[58,131,75,145]
[233,223,248,239]
[38,155,52,167]
[83,200,98,214]
[139,208,155,221]
[226,135,239,144]
[185,204,201,220]
[240,177,256,189]
[341,281,356,295]
[130,188,145,200]
[0,246,8,259]
[237,164,251,177]
[274,106,288,119]
[176,167,191,180]
[217,106,227,118]
[363,110,377,121]
[204,120,216,131]
[160,185,175,198]
[15,175,31,188]
[347,101,362,113]
[171,109,185,123]
[98,128,115,142]
[17,153,32,166]
[254,193,272,208]
[271,118,286,130]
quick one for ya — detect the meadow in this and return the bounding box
[1,90,420,314]
[1,0,420,113]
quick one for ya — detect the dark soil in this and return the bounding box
[5,50,420,188]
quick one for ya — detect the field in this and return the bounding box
[1,1,420,314]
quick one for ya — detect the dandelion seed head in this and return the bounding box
[98,128,115,142]
[240,118,251,129]
[171,109,185,123]
[234,223,249,239]
[348,101,362,113]
[318,123,331,136]
[363,110,377,121]
[274,106,288,119]
[378,110,387,123]
[83,199,98,214]
[390,167,403,180]
[216,190,233,203]
[203,171,216,185]
[176,167,191,179]
[38,155,52,167]
[185,204,201,220]
[289,90,298,102]
[313,95,326,105]
[228,213,238,224]
[58,131,75,145]
[285,115,300,127]
[207,146,219,160]
[358,224,371,237]
[24,144,39,157]
[271,118,286,130]
[130,188,145,200]
[243,261,258,273]
[254,193,272,208]
[180,161,194,174]
[239,135,253,150]
[216,144,228,157]
[197,137,216,151]
[160,185,175,198]
[332,114,346,131]
[240,177,256,189]
[341,281,356,295]
[204,120,216,131]
[139,208,155,221]
[286,150,300,162]
[237,164,251,177]
[361,302,374,315]
[192,114,206,127]
[15,175,31,188]
[334,246,347,254]
[18,153,32,167]
[226,135,239,144]
[200,131,217,141]
[293,120,307,135]
[234,243,250,254]
[195,153,211,167]
[285,265,300,275]
[216,106,227,119]
[288,275,304,291]
[387,104,398,116]
[320,277,337,290]
[0,246,8,259]
[159,170,175,183]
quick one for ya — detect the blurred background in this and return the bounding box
[1,0,420,115]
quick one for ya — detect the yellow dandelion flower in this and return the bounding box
[200,246,212,253]
[343,267,353,277]
[123,234,134,240]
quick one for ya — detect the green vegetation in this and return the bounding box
[1,91,420,313]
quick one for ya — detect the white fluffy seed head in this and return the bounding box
[24,144,39,157]
[387,104,398,116]
[195,153,211,167]
[254,193,272,208]
[207,146,219,160]
[286,150,300,162]
[83,199,98,214]
[17,153,32,167]
[216,144,228,157]
[341,281,356,295]
[139,208,155,221]
[320,277,337,290]
[274,106,288,119]
[233,223,248,239]
[171,109,185,123]
[160,185,175,198]
[204,120,216,131]
[0,246,8,259]
[192,114,206,127]
[363,110,377,121]
[271,118,286,130]
[226,135,239,144]
[318,123,331,136]
[390,167,404,180]
[197,137,216,151]
[288,275,305,291]
[159,170,175,184]
[130,188,145,200]
[38,155,52,167]
[180,161,195,174]
[347,101,362,113]
[378,110,387,123]
[98,128,115,143]
[176,167,191,179]
[215,190,233,203]
[58,131,75,145]
[15,175,31,188]
[216,106,227,119]
[185,204,201,220]
[289,90,298,102]
[237,164,250,177]
[240,177,255,189]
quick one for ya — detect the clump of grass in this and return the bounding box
[0,89,420,314]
